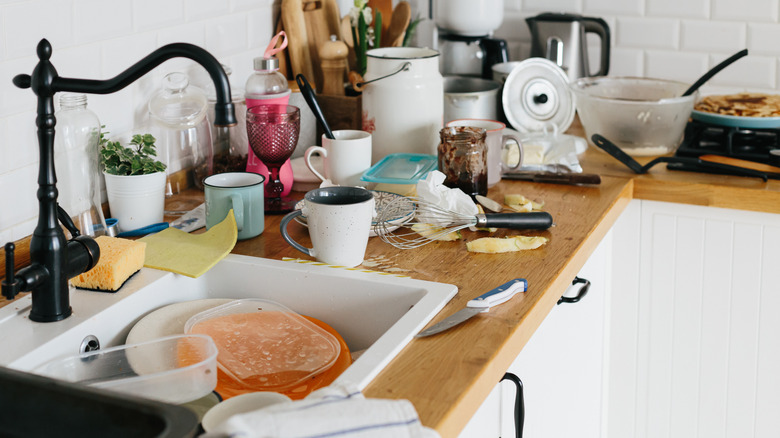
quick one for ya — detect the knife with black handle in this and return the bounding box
[503,172,602,185]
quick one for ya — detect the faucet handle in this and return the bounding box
[2,243,22,300]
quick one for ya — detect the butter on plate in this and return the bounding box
[140,210,238,278]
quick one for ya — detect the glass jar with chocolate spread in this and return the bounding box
[437,126,488,197]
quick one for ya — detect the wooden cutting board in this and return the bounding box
[282,0,341,91]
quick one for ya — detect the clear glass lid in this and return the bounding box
[148,72,208,129]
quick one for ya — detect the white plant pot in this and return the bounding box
[104,171,166,232]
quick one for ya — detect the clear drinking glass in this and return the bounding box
[246,105,300,213]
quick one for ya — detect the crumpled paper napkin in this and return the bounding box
[415,170,478,226]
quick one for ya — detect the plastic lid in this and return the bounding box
[361,153,438,184]
[184,299,340,392]
[148,72,208,129]
[254,56,279,71]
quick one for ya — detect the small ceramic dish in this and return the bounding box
[294,190,415,237]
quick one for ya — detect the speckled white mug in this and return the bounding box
[280,187,375,267]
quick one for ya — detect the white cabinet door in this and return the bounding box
[460,232,613,438]
[607,200,780,438]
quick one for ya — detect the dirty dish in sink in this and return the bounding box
[33,334,218,405]
[185,299,350,400]
[294,190,415,237]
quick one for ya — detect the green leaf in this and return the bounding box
[374,11,382,48]
[98,129,166,176]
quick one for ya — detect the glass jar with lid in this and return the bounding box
[201,65,248,183]
[437,126,488,197]
[148,72,211,192]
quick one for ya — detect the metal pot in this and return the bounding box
[443,76,501,123]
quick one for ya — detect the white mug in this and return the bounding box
[446,119,522,187]
[305,130,372,187]
[280,187,375,268]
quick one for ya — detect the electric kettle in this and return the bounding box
[526,12,610,82]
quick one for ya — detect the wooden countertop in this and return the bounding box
[4,121,780,436]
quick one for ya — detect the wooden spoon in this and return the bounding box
[384,1,411,47]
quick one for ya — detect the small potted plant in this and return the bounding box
[100,132,167,231]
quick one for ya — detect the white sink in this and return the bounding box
[0,254,457,390]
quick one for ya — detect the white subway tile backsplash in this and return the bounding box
[584,0,642,16]
[157,21,207,47]
[747,23,780,55]
[644,50,709,82]
[496,12,531,41]
[706,55,776,89]
[3,0,75,59]
[247,8,276,50]
[133,0,185,32]
[681,20,747,52]
[205,15,249,55]
[0,56,37,119]
[4,111,38,171]
[522,0,583,14]
[101,33,159,77]
[712,0,779,23]
[0,164,38,229]
[74,0,133,44]
[51,44,101,80]
[616,17,680,49]
[184,0,231,22]
[646,0,709,19]
[607,47,644,77]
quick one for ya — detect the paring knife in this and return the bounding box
[415,278,527,337]
[502,172,602,185]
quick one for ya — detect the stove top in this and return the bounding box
[676,119,780,167]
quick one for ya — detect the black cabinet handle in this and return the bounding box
[557,276,590,305]
[501,373,524,438]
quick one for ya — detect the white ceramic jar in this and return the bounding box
[361,47,443,164]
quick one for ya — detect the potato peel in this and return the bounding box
[411,223,462,241]
[466,236,549,253]
[505,194,544,212]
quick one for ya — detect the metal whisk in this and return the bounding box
[374,196,554,249]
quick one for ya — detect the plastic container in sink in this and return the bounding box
[33,334,218,405]
[184,299,344,399]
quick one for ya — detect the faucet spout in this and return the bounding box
[6,39,237,322]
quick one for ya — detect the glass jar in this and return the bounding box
[437,126,488,197]
[148,72,211,192]
[53,93,107,237]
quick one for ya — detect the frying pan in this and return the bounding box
[691,109,780,129]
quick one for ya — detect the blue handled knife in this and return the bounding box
[415,278,527,337]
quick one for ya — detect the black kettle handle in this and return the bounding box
[582,17,611,77]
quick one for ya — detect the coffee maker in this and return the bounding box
[434,0,509,79]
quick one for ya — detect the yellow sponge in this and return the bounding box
[70,236,146,291]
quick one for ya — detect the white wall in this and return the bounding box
[2,0,780,243]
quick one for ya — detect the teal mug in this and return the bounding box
[204,172,265,240]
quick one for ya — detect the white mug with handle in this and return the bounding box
[304,130,372,187]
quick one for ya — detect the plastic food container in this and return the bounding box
[184,299,341,398]
[570,76,698,156]
[33,334,218,404]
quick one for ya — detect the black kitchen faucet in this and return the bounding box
[1,39,236,322]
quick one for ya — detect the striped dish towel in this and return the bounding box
[202,384,439,438]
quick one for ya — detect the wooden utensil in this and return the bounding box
[340,15,357,72]
[383,1,411,47]
[282,0,341,91]
[368,0,392,37]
